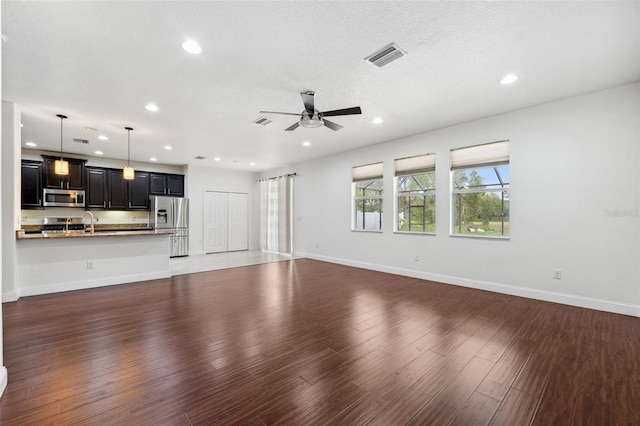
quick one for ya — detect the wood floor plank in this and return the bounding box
[367,386,432,426]
[407,356,495,425]
[476,337,534,401]
[2,258,639,424]
[449,391,501,426]
[491,387,540,426]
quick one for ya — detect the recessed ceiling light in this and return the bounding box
[20,123,24,128]
[372,117,383,124]
[98,135,109,141]
[249,162,256,166]
[302,141,311,147]
[214,157,221,161]
[164,145,173,150]
[145,103,159,112]
[94,150,104,155]
[25,141,37,147]
[500,74,518,85]
[150,157,158,162]
[182,39,202,54]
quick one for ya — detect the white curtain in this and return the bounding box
[258,174,293,254]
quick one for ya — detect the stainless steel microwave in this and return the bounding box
[42,188,85,208]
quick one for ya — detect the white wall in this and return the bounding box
[186,164,257,255]
[16,234,171,298]
[0,9,9,395]
[2,103,21,306]
[281,83,639,316]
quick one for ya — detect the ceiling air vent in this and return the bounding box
[73,138,89,144]
[194,156,206,160]
[365,43,407,68]
[253,117,272,126]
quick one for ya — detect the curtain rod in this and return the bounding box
[257,173,296,182]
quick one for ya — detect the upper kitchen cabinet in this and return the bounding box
[21,160,43,209]
[42,156,86,190]
[150,173,184,197]
[85,167,108,209]
[128,172,150,209]
[104,169,149,210]
[107,169,128,210]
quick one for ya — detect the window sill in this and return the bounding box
[351,229,383,234]
[450,234,510,241]
[394,231,436,236]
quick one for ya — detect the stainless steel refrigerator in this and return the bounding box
[150,196,189,257]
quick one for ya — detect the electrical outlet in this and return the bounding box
[315,243,319,249]
[87,261,94,270]
[414,254,420,262]
[553,269,562,280]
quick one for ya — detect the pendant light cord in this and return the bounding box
[125,126,134,167]
[56,114,67,159]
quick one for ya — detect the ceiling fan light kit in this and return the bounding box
[260,91,361,132]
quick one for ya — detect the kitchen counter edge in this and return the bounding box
[16,229,175,240]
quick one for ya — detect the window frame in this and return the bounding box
[352,162,384,232]
[394,171,436,235]
[450,141,510,239]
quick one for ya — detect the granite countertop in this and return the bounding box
[16,229,175,240]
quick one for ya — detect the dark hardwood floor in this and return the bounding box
[1,259,639,425]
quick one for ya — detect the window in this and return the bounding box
[259,174,294,253]
[352,162,383,231]
[395,154,436,233]
[451,141,510,237]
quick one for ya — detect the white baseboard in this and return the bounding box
[298,252,640,318]
[17,270,171,299]
[189,250,205,256]
[0,367,7,398]
[2,291,19,303]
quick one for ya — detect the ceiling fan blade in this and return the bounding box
[322,119,343,131]
[300,91,315,113]
[259,110,301,116]
[284,122,300,131]
[322,106,362,117]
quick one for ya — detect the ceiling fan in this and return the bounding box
[260,91,362,131]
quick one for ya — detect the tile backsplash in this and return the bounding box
[21,208,150,225]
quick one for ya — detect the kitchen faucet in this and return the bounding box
[82,211,95,234]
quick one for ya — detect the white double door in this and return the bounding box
[204,191,248,253]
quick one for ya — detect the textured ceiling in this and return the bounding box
[3,1,639,171]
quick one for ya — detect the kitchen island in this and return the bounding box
[13,229,174,301]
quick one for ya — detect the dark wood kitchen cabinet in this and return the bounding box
[104,169,149,210]
[128,172,150,209]
[21,160,43,209]
[85,167,108,209]
[107,169,128,210]
[42,156,86,190]
[149,173,184,197]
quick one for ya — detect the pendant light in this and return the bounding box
[123,126,135,180]
[54,114,69,175]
